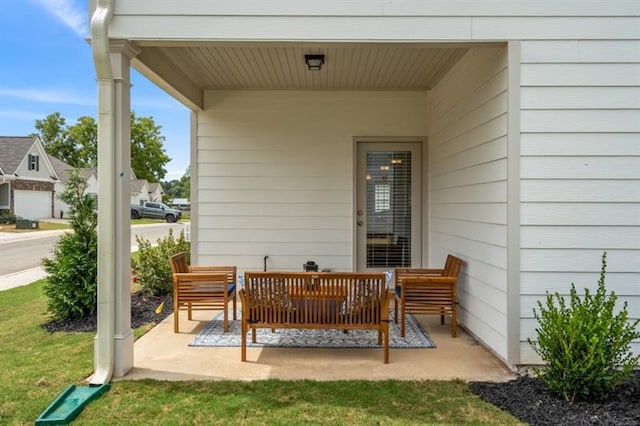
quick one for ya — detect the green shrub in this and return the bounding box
[132,228,190,295]
[42,172,98,320]
[529,252,640,402]
[0,210,17,224]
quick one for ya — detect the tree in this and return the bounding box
[180,165,191,198]
[32,112,171,179]
[33,113,79,167]
[67,116,98,168]
[162,166,191,201]
[130,112,171,182]
[42,171,98,320]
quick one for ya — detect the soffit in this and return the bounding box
[134,43,472,92]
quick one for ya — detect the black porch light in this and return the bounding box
[304,54,325,71]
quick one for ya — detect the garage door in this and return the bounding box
[14,190,52,219]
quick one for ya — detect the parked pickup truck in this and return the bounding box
[131,202,182,223]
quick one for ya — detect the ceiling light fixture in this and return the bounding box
[304,54,325,71]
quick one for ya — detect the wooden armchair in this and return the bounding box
[393,255,463,337]
[168,252,237,333]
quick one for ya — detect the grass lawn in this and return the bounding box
[0,281,520,425]
[0,221,70,233]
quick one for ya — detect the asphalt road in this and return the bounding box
[0,222,185,276]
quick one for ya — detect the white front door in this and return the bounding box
[356,142,422,271]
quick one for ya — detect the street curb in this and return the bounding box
[0,266,47,291]
[0,229,70,244]
[0,222,176,244]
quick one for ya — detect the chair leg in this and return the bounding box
[252,328,257,343]
[394,298,398,324]
[451,305,457,337]
[223,305,229,332]
[383,323,389,364]
[377,329,382,345]
[188,302,192,321]
[232,294,237,320]
[241,321,247,362]
[401,304,406,337]
[173,298,179,333]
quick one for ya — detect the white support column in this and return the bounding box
[506,41,522,367]
[109,40,139,377]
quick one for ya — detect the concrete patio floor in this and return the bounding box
[124,308,515,383]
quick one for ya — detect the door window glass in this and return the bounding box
[366,151,411,268]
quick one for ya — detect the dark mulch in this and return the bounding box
[470,370,640,426]
[42,291,174,333]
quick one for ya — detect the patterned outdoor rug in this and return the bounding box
[189,310,436,349]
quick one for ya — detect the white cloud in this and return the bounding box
[164,169,187,181]
[32,0,88,37]
[0,87,94,106]
[0,109,43,120]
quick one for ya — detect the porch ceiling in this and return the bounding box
[130,42,472,109]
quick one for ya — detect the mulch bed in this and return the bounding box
[42,291,173,333]
[470,370,640,426]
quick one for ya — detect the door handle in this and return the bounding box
[357,220,363,226]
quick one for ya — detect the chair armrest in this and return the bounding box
[401,277,457,286]
[173,272,227,283]
[413,268,445,275]
[189,266,225,272]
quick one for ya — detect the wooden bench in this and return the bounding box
[240,272,391,363]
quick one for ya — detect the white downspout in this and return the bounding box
[90,0,115,385]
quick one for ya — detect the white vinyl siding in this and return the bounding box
[428,46,509,361]
[196,91,428,272]
[54,182,70,218]
[16,152,51,180]
[112,1,639,16]
[519,39,640,363]
[107,1,639,41]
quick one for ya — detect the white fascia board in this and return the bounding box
[34,141,60,180]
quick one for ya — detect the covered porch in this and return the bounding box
[93,35,519,379]
[125,309,513,382]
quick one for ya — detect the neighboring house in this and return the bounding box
[78,168,100,201]
[169,198,190,210]
[0,136,60,220]
[78,167,156,207]
[47,155,76,218]
[130,179,151,206]
[89,1,639,377]
[148,182,165,202]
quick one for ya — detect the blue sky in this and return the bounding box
[1,0,190,181]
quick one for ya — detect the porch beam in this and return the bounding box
[132,47,204,111]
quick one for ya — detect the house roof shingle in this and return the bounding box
[47,155,76,184]
[0,136,37,175]
[131,179,148,193]
[149,182,163,193]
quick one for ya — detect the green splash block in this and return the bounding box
[36,384,110,425]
